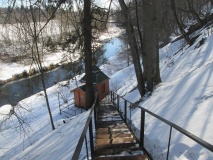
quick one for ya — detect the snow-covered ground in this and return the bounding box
[109,25,213,159]
[0,21,213,160]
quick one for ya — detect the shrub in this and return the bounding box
[29,68,37,76]
[21,70,29,78]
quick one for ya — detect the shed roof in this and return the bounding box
[81,65,109,84]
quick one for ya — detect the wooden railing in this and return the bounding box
[71,94,99,160]
[110,91,213,160]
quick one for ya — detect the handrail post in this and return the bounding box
[167,126,173,160]
[112,92,115,105]
[94,96,98,130]
[129,105,132,128]
[117,95,120,111]
[85,135,89,159]
[89,119,94,159]
[140,109,145,148]
[124,100,127,123]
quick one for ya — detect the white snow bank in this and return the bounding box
[128,26,213,159]
[108,23,213,159]
[0,105,13,120]
[12,111,90,160]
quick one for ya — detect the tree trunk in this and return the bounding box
[153,35,161,84]
[41,72,55,130]
[186,0,203,27]
[152,2,161,84]
[134,0,147,81]
[142,0,155,91]
[84,0,94,108]
[119,0,145,97]
[30,4,55,130]
[171,0,193,46]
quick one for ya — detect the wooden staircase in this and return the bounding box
[94,101,150,160]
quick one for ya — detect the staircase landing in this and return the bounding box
[94,101,150,160]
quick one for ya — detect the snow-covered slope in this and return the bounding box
[13,111,90,160]
[112,25,213,159]
[0,75,85,160]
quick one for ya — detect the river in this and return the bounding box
[0,36,124,107]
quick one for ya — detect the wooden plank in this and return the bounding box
[95,143,138,150]
[96,133,133,139]
[96,137,135,145]
[96,130,131,134]
[94,147,142,156]
[97,128,129,132]
[94,155,150,160]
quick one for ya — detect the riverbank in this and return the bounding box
[0,23,124,85]
[0,23,125,107]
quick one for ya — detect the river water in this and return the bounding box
[103,37,124,59]
[0,37,124,107]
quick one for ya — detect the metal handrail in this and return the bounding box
[71,94,99,160]
[111,91,213,159]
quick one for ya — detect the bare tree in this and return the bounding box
[118,0,145,97]
[84,0,94,108]
[134,0,145,76]
[0,95,32,136]
[171,0,193,45]
[143,0,161,89]
[4,0,67,130]
[186,0,203,27]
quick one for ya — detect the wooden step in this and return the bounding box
[98,117,122,121]
[96,133,133,139]
[93,154,150,160]
[97,127,129,132]
[97,121,124,127]
[94,147,143,156]
[97,130,131,135]
[96,142,138,150]
[98,113,120,117]
[96,137,136,145]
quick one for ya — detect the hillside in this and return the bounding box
[108,23,213,159]
[0,22,213,160]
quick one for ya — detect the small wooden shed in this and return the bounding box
[72,85,97,109]
[72,65,109,109]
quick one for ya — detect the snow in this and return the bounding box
[12,111,90,160]
[114,25,213,159]
[0,75,85,160]
[0,19,213,160]
[0,50,80,81]
[0,105,12,120]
